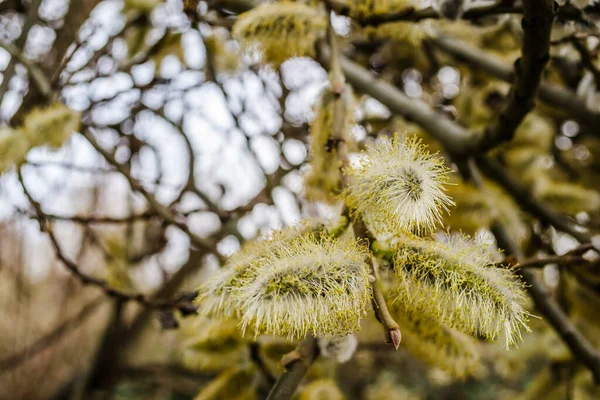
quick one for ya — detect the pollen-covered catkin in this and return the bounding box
[389,301,480,378]
[390,233,530,348]
[343,135,452,235]
[196,224,371,340]
[0,128,30,173]
[232,2,327,66]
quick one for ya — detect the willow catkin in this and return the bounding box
[0,103,80,174]
[390,233,530,348]
[390,300,480,378]
[196,223,371,340]
[22,103,81,149]
[343,135,452,235]
[232,2,327,66]
[297,379,346,400]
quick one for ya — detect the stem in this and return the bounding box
[265,336,318,400]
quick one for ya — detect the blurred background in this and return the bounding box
[2,0,600,399]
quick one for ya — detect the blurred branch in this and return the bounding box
[327,50,480,155]
[249,342,276,386]
[324,18,402,350]
[0,0,42,105]
[331,1,591,26]
[462,160,600,384]
[82,129,222,259]
[17,168,200,320]
[10,0,101,125]
[476,156,590,243]
[266,336,318,400]
[516,243,595,269]
[0,296,106,375]
[478,0,554,152]
[570,38,600,88]
[431,36,600,127]
[0,41,52,98]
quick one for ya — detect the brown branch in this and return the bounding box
[265,336,318,400]
[477,0,555,152]
[17,169,199,320]
[333,2,590,26]
[476,156,590,243]
[356,4,522,26]
[0,0,42,104]
[82,128,222,259]
[249,342,276,386]
[570,38,600,88]
[431,36,600,128]
[324,18,401,350]
[516,243,595,269]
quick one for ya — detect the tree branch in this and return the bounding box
[477,0,555,151]
[265,336,318,400]
[17,169,199,320]
[461,160,600,384]
[431,35,600,127]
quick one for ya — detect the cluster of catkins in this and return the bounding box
[194,0,530,380]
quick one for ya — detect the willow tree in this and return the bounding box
[2,0,600,399]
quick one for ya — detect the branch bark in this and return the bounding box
[265,336,318,400]
[431,36,600,127]
[477,0,555,151]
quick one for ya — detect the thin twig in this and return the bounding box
[17,169,199,318]
[82,128,222,259]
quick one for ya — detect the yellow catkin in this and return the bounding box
[390,300,480,378]
[364,372,421,400]
[180,315,247,372]
[390,233,530,348]
[534,177,600,215]
[0,128,30,173]
[23,103,81,149]
[343,134,452,235]
[123,0,162,13]
[232,2,327,66]
[196,223,371,340]
[204,29,240,75]
[0,103,80,174]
